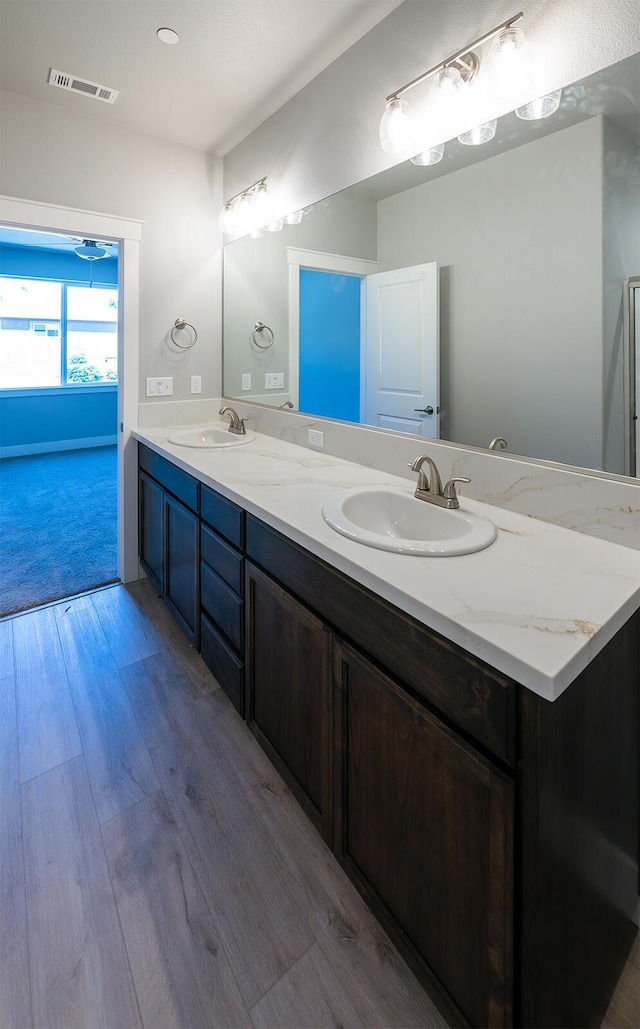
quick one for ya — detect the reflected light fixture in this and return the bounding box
[515,89,562,120]
[381,12,529,158]
[458,119,497,145]
[410,142,445,167]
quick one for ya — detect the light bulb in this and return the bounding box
[284,210,303,225]
[410,142,445,166]
[515,89,562,120]
[234,192,253,233]
[379,97,416,155]
[458,119,497,145]
[218,202,236,234]
[489,25,533,99]
[251,181,271,226]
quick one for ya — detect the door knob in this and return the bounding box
[414,405,436,415]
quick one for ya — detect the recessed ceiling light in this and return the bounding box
[157,27,179,45]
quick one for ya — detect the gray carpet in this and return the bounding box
[0,445,118,617]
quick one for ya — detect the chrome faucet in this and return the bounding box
[409,455,470,510]
[279,400,294,409]
[219,406,247,435]
[489,436,507,450]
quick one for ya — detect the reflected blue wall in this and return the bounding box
[0,245,118,454]
[299,269,361,422]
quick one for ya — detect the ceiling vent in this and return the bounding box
[48,68,119,104]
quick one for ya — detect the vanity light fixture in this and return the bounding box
[218,177,269,235]
[380,12,526,158]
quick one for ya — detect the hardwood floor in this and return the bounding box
[0,579,637,1029]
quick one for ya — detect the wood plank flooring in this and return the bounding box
[0,579,637,1029]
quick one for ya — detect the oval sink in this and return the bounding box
[322,487,496,556]
[168,425,255,448]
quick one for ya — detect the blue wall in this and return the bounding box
[0,245,118,453]
[299,269,361,422]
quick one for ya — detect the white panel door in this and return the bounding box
[363,263,439,437]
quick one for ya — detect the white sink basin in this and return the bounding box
[168,424,255,448]
[322,487,497,556]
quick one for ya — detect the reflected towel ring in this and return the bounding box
[251,321,274,349]
[170,318,198,349]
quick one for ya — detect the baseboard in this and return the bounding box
[0,435,117,459]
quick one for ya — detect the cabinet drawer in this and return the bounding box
[138,443,199,513]
[201,562,243,653]
[201,484,244,548]
[200,614,244,716]
[201,523,244,595]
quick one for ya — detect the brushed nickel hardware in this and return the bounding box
[415,405,435,414]
[279,400,294,409]
[409,455,470,509]
[219,406,247,435]
[489,437,508,450]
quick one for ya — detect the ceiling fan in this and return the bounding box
[70,238,117,260]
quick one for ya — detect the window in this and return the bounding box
[0,276,118,388]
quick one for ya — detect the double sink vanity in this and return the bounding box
[134,416,639,1029]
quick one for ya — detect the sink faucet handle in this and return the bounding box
[443,477,471,504]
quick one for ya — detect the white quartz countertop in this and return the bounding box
[133,425,640,702]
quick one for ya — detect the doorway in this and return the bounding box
[0,194,142,592]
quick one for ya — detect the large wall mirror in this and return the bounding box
[223,52,640,476]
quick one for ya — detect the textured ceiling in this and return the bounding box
[0,0,402,154]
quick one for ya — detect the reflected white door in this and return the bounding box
[363,263,439,437]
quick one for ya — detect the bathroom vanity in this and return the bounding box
[135,428,639,1029]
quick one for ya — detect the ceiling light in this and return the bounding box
[515,89,562,120]
[74,240,109,260]
[157,27,179,45]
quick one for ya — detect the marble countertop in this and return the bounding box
[133,424,640,702]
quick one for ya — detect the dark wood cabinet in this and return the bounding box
[200,487,246,715]
[334,639,513,1028]
[138,445,199,643]
[139,469,164,591]
[137,446,638,1029]
[246,563,333,843]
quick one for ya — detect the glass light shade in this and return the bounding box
[515,89,562,120]
[218,202,236,234]
[74,241,108,260]
[432,65,466,119]
[284,209,303,225]
[489,25,533,98]
[251,182,271,225]
[410,142,445,166]
[234,192,253,233]
[265,218,284,232]
[458,119,497,145]
[379,97,416,155]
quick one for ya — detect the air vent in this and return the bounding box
[48,68,119,104]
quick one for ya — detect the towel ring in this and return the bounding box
[251,322,274,349]
[170,318,198,349]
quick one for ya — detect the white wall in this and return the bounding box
[602,119,640,474]
[223,0,640,211]
[0,91,222,404]
[376,118,604,469]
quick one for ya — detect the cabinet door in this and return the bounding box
[165,493,199,643]
[246,563,332,843]
[139,470,164,591]
[334,640,513,1028]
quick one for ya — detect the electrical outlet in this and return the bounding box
[242,373,252,391]
[146,376,173,396]
[190,375,202,394]
[308,428,324,448]
[265,372,284,390]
